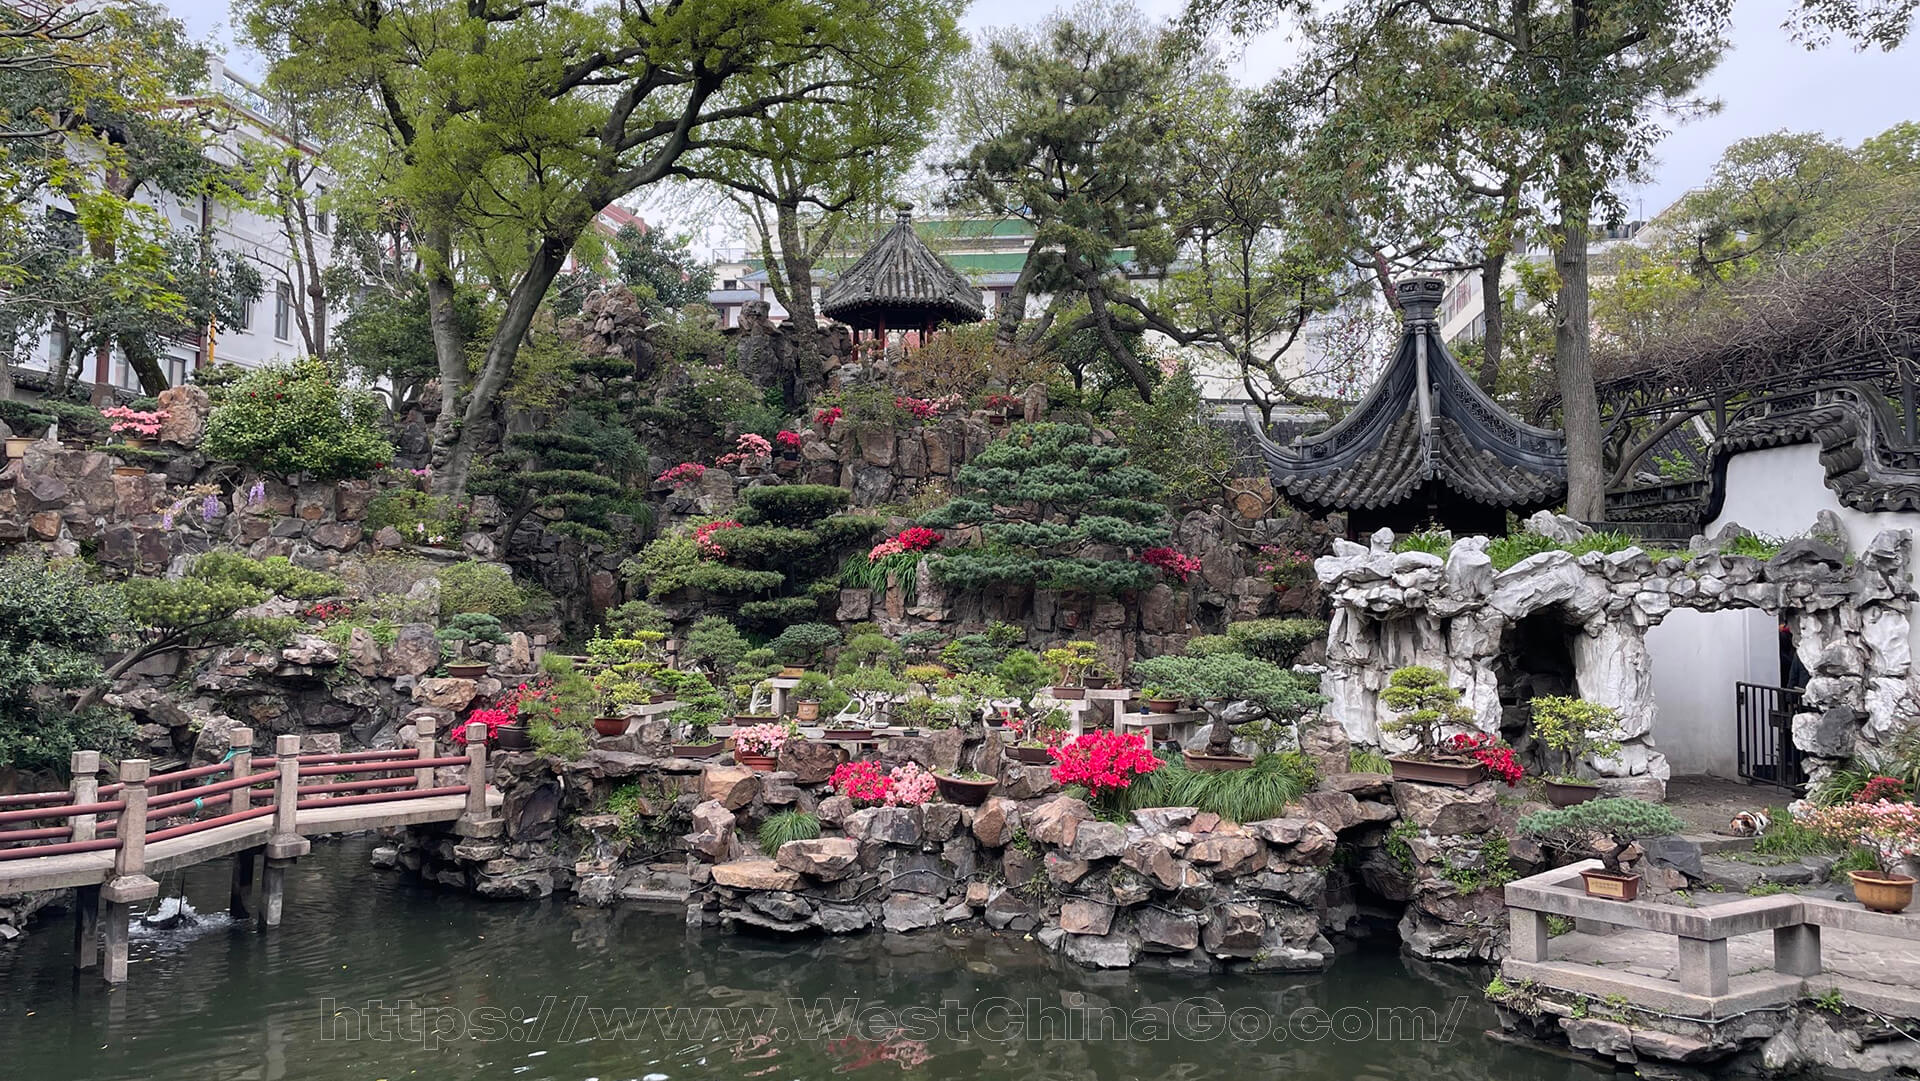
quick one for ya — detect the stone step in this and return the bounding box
[1696,853,1835,892]
[1679,832,1757,855]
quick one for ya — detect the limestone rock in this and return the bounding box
[701,765,761,811]
[711,861,800,891]
[1026,796,1092,847]
[1059,899,1113,936]
[881,894,939,932]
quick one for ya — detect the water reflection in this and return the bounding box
[0,837,1610,1081]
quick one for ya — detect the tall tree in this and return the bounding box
[242,0,951,495]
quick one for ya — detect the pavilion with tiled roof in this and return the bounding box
[1251,277,1568,536]
[819,207,985,341]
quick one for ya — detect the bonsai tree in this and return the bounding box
[1531,696,1628,783]
[1379,665,1474,760]
[793,670,849,716]
[993,649,1051,701]
[682,615,751,679]
[1519,798,1686,875]
[1133,651,1324,757]
[898,630,946,660]
[770,622,841,670]
[585,632,667,715]
[921,422,1170,594]
[940,621,1027,673]
[835,631,903,674]
[534,655,596,758]
[1042,640,1100,688]
[655,668,726,743]
[437,612,508,662]
[834,666,908,725]
[937,671,1008,727]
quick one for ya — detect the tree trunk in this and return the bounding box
[422,227,467,487]
[994,247,1040,349]
[118,334,169,395]
[1554,199,1606,521]
[1081,269,1155,402]
[432,234,573,495]
[1475,252,1506,391]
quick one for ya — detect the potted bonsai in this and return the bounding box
[1083,659,1114,691]
[656,669,726,757]
[1378,665,1483,786]
[834,665,907,730]
[1007,709,1069,764]
[1797,798,1920,913]
[1141,683,1182,714]
[1132,651,1323,773]
[793,670,836,722]
[1532,696,1628,806]
[734,720,796,771]
[1519,798,1685,901]
[438,613,508,679]
[585,634,667,736]
[934,768,999,806]
[770,622,841,679]
[936,671,1007,731]
[1042,641,1099,701]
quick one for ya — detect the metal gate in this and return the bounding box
[1736,682,1808,791]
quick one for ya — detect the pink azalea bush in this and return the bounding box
[894,394,961,420]
[829,760,937,806]
[103,406,168,439]
[716,433,773,470]
[734,722,793,757]
[658,462,707,487]
[1796,799,1920,872]
[693,519,742,558]
[1138,546,1201,582]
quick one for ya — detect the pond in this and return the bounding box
[0,837,1610,1081]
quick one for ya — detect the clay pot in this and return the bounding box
[778,666,807,679]
[736,753,778,771]
[1145,698,1182,714]
[1850,870,1917,913]
[1387,756,1486,787]
[1545,779,1601,807]
[4,437,33,459]
[1083,675,1111,691]
[445,662,490,680]
[795,700,821,722]
[113,465,146,478]
[1579,868,1642,902]
[592,716,628,737]
[673,742,723,760]
[1182,750,1255,773]
[1008,746,1053,765]
[494,723,533,751]
[1051,686,1086,701]
[935,774,998,806]
[822,728,872,741]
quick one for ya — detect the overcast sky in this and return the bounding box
[177,0,1916,225]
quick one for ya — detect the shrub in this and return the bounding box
[736,484,850,526]
[736,596,822,625]
[994,650,1052,699]
[436,561,539,620]
[683,616,751,678]
[438,612,508,655]
[0,554,134,773]
[365,490,470,545]
[601,600,671,637]
[123,553,338,660]
[1518,798,1685,874]
[1050,730,1161,813]
[770,622,840,667]
[1224,618,1327,666]
[621,531,784,599]
[835,632,903,674]
[203,360,394,479]
[758,810,821,852]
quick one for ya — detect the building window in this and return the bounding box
[314,187,328,235]
[274,282,291,341]
[235,295,252,331]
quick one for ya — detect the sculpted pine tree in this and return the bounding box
[922,423,1170,594]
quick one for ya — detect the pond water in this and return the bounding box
[0,838,1611,1081]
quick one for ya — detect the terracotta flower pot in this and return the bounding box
[822,728,872,741]
[113,465,146,478]
[673,742,723,760]
[446,662,490,680]
[1545,779,1601,807]
[935,774,998,806]
[736,752,778,772]
[592,716,628,737]
[1388,756,1486,787]
[1850,870,1917,913]
[795,700,821,722]
[1051,686,1086,701]
[1579,868,1642,902]
[1182,750,1255,772]
[1009,746,1053,765]
[778,666,807,679]
[1145,698,1182,714]
[1083,675,1111,691]
[495,723,533,751]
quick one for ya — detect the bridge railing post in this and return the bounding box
[415,717,437,791]
[101,759,158,984]
[70,750,101,972]
[464,722,487,819]
[228,727,253,815]
[228,728,256,921]
[262,735,310,929]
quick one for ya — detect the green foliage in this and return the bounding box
[1223,618,1327,666]
[364,490,470,543]
[1440,833,1518,893]
[793,671,850,716]
[0,398,109,440]
[736,485,851,526]
[1519,798,1686,873]
[1754,812,1844,858]
[735,596,823,625]
[1379,665,1473,757]
[601,779,691,856]
[655,668,727,734]
[923,423,1169,595]
[1106,364,1236,505]
[124,553,337,654]
[622,533,783,599]
[1124,752,1318,822]
[757,810,822,853]
[437,611,508,647]
[769,622,840,667]
[835,632,903,674]
[1724,532,1791,559]
[994,650,1052,699]
[1392,531,1453,556]
[683,616,751,678]
[436,562,541,621]
[0,554,134,773]
[1134,649,1323,754]
[601,600,671,637]
[469,403,649,551]
[1531,696,1628,781]
[1347,748,1394,774]
[202,360,394,479]
[939,621,1028,673]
